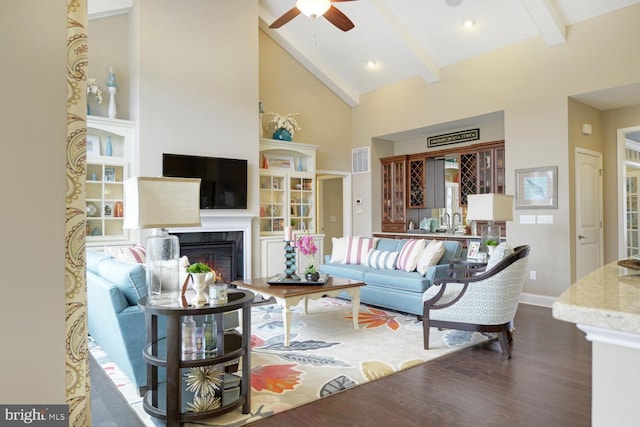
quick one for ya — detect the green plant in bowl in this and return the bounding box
[186,262,212,274]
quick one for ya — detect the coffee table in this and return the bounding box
[232,276,365,347]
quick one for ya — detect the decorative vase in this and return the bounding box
[297,155,304,171]
[305,271,320,282]
[273,128,292,141]
[190,272,210,306]
[105,136,113,156]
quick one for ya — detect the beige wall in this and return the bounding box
[259,30,352,172]
[1,1,67,403]
[88,12,131,119]
[351,5,640,299]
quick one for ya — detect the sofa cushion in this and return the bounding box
[86,249,111,275]
[376,238,405,252]
[343,236,375,265]
[364,269,432,293]
[120,244,146,264]
[329,236,349,263]
[97,258,147,305]
[396,239,425,272]
[365,249,399,270]
[318,263,370,282]
[417,240,446,276]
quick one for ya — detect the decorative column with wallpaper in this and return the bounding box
[259,139,324,277]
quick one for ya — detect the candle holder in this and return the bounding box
[284,240,301,280]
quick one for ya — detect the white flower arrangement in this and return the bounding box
[265,112,301,137]
[87,78,103,104]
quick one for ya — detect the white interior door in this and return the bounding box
[575,148,603,280]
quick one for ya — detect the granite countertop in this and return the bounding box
[552,261,640,334]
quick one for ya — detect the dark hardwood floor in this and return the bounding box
[91,304,592,427]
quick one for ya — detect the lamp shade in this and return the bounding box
[466,193,514,222]
[123,177,202,229]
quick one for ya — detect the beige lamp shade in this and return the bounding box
[466,193,514,222]
[123,177,202,229]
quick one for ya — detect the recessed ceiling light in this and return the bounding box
[366,59,378,69]
[463,19,476,28]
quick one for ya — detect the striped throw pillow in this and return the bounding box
[365,249,399,270]
[395,239,426,272]
[119,244,146,264]
[343,236,375,265]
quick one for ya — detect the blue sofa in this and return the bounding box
[318,238,462,316]
[86,249,238,395]
[86,249,154,394]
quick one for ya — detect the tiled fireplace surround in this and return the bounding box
[168,214,252,282]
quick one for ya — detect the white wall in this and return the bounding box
[351,5,640,299]
[0,0,68,403]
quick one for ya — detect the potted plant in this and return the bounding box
[484,239,499,257]
[186,262,212,305]
[265,112,301,141]
[297,233,319,281]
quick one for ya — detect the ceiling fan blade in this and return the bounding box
[324,5,355,32]
[269,7,301,29]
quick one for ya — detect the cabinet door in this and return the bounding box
[627,175,639,256]
[459,153,477,206]
[290,176,314,233]
[381,157,406,231]
[425,157,445,208]
[476,149,492,194]
[259,174,286,235]
[408,157,426,208]
[392,159,406,223]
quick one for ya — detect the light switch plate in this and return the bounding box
[537,215,553,224]
[520,215,536,224]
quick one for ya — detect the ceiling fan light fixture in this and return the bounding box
[296,0,331,19]
[463,19,476,28]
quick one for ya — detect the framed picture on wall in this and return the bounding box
[515,166,558,209]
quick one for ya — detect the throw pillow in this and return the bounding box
[486,242,513,270]
[417,240,446,276]
[365,249,399,270]
[329,236,349,263]
[395,239,426,272]
[343,236,375,265]
[119,244,146,264]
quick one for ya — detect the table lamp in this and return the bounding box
[124,177,202,305]
[466,193,514,255]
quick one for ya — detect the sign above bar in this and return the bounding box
[427,128,480,148]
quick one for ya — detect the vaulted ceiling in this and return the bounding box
[259,0,640,107]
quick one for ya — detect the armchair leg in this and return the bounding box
[497,328,512,359]
[423,318,431,349]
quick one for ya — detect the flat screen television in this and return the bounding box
[162,153,248,209]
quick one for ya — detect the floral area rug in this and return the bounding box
[89,297,490,426]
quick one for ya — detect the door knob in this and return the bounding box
[578,234,587,239]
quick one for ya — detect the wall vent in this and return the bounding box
[352,147,370,174]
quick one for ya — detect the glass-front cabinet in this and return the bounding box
[381,155,407,232]
[259,139,324,277]
[627,172,639,256]
[86,116,135,245]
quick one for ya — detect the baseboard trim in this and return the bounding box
[520,292,556,308]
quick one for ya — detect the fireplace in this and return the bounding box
[172,231,243,283]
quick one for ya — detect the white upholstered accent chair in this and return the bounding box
[422,244,530,358]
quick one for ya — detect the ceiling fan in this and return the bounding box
[269,0,358,32]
